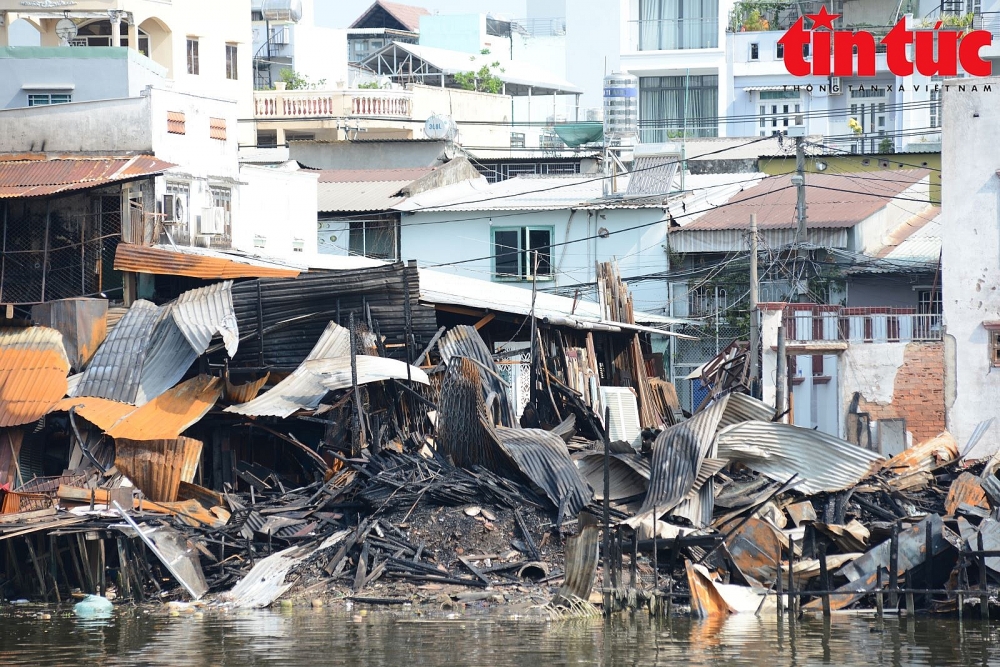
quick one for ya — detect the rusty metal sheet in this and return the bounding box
[0,326,70,427]
[30,298,108,372]
[786,501,818,527]
[944,472,989,517]
[105,375,222,441]
[52,396,135,431]
[716,421,884,495]
[115,436,204,503]
[724,517,785,585]
[224,373,270,404]
[114,244,300,279]
[686,561,777,617]
[884,432,958,477]
[225,322,350,418]
[553,512,599,605]
[0,155,174,198]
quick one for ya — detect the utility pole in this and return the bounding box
[749,213,759,397]
[793,135,808,244]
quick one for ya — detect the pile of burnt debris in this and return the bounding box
[0,264,999,620]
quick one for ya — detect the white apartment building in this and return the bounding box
[620,0,1000,151]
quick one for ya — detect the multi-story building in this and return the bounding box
[621,0,1000,150]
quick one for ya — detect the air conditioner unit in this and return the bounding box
[599,386,642,448]
[829,76,843,95]
[163,194,186,223]
[200,207,225,235]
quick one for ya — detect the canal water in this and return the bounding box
[0,606,996,666]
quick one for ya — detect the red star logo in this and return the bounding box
[806,6,840,30]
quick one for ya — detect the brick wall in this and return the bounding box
[855,342,945,444]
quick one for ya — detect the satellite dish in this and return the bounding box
[55,18,78,44]
[424,114,456,141]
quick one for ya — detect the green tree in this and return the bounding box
[277,68,326,90]
[453,51,505,94]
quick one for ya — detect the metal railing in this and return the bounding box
[782,305,942,344]
[975,11,1000,38]
[253,89,413,119]
[628,18,719,51]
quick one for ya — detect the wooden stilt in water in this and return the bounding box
[888,523,900,610]
[24,536,48,601]
[818,543,830,617]
[978,532,989,621]
[876,566,884,619]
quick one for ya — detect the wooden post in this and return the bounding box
[925,521,934,609]
[48,535,61,603]
[652,504,659,594]
[602,407,613,590]
[24,536,47,602]
[97,537,106,597]
[978,532,989,620]
[776,543,784,617]
[349,312,363,458]
[787,542,796,620]
[958,549,966,621]
[888,523,899,609]
[818,542,831,617]
[905,569,915,617]
[630,531,637,590]
[876,566,884,618]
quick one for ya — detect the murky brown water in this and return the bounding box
[0,605,996,666]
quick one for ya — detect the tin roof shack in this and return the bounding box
[0,155,173,308]
[665,169,939,415]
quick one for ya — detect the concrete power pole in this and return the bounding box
[749,213,759,396]
[793,135,808,243]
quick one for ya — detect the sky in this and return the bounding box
[317,0,530,28]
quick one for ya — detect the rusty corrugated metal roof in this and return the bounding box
[224,373,270,404]
[114,244,301,279]
[115,436,204,502]
[0,327,70,427]
[0,156,175,198]
[106,375,222,441]
[52,395,135,431]
[682,169,930,231]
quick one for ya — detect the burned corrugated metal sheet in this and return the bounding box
[0,326,70,427]
[884,432,958,477]
[717,421,884,495]
[717,392,774,431]
[495,426,592,519]
[944,472,989,517]
[170,281,239,358]
[224,373,270,404]
[576,452,649,501]
[316,356,429,391]
[435,356,508,474]
[226,322,350,418]
[553,512,599,605]
[114,244,301,279]
[30,298,108,372]
[0,156,175,198]
[106,375,222,441]
[71,300,159,403]
[640,396,728,514]
[135,310,199,405]
[115,436,203,502]
[438,325,516,428]
[225,262,436,370]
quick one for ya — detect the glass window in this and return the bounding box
[492,227,553,280]
[760,90,799,100]
[638,75,719,140]
[187,38,199,75]
[750,43,759,60]
[225,44,238,80]
[776,42,784,58]
[637,0,719,50]
[349,217,399,260]
[27,93,71,106]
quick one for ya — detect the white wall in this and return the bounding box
[941,75,1000,458]
[149,87,238,180]
[0,94,152,151]
[236,164,319,258]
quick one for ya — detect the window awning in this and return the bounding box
[742,85,804,93]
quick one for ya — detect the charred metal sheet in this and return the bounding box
[716,421,884,495]
[836,514,951,583]
[226,262,436,370]
[315,356,430,391]
[115,436,204,503]
[435,356,508,474]
[71,300,159,404]
[224,373,270,404]
[786,500,818,527]
[687,561,776,617]
[553,512,599,605]
[114,243,300,279]
[438,325,515,428]
[495,426,592,518]
[576,452,649,501]
[0,326,70,427]
[717,392,774,431]
[639,396,728,514]
[944,472,989,517]
[884,432,958,477]
[30,298,108,372]
[135,310,200,405]
[106,375,222,441]
[963,517,1000,574]
[724,517,784,585]
[671,480,715,528]
[225,322,350,418]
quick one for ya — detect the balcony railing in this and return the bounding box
[253,89,413,120]
[782,305,942,344]
[628,18,719,51]
[975,11,1000,38]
